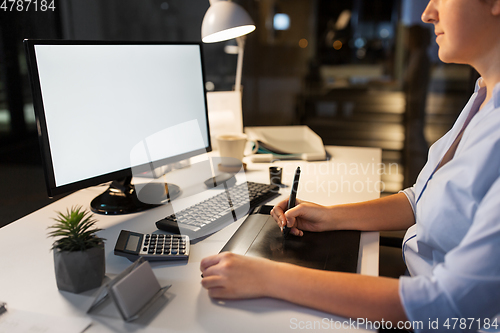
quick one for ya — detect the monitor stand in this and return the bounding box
[90,176,181,215]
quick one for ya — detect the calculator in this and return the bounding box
[114,230,190,261]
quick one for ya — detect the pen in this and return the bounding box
[283,166,301,238]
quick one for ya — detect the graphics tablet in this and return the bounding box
[220,205,360,273]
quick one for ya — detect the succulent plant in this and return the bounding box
[48,206,105,252]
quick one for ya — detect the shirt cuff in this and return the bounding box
[399,187,416,215]
[399,275,460,332]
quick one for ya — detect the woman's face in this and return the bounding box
[422,0,496,64]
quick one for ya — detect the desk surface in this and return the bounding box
[0,146,381,332]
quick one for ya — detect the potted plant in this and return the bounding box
[48,206,106,293]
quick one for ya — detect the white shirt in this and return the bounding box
[399,79,500,332]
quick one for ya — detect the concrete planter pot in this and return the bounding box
[53,245,105,293]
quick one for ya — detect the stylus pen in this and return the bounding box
[283,166,301,238]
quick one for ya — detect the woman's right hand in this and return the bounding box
[270,198,334,236]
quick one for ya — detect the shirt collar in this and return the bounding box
[475,77,486,91]
[475,78,500,108]
[493,82,500,109]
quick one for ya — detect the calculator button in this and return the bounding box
[171,250,178,255]
[143,247,148,252]
[164,249,170,254]
[179,249,186,254]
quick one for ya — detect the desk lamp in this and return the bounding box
[201,0,255,92]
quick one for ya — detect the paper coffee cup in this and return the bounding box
[217,133,247,167]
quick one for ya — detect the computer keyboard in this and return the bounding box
[155,181,280,240]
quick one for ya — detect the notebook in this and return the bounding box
[220,205,360,272]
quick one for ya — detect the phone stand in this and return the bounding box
[87,258,171,322]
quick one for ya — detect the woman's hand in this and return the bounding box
[270,198,334,236]
[200,252,278,299]
[200,251,406,323]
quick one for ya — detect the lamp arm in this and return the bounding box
[235,35,246,93]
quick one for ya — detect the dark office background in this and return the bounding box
[0,0,476,228]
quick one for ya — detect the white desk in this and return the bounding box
[0,146,381,332]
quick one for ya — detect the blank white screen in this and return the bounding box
[34,44,209,187]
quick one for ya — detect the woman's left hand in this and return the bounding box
[200,252,278,299]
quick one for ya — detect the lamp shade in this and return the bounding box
[202,1,255,43]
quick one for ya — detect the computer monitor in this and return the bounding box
[24,40,211,214]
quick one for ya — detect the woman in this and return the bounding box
[200,0,500,330]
